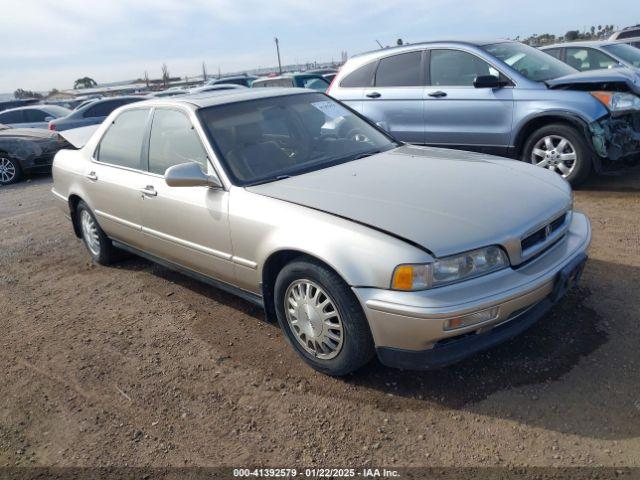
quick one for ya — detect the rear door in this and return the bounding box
[423,48,514,154]
[87,108,151,247]
[361,50,426,143]
[138,107,235,284]
[329,60,377,114]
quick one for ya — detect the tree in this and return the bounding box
[14,88,42,99]
[161,63,170,88]
[565,30,580,41]
[73,77,97,89]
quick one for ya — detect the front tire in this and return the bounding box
[522,123,592,186]
[274,259,375,376]
[0,156,22,185]
[76,201,119,265]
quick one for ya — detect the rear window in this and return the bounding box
[340,61,377,88]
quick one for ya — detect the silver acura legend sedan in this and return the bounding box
[52,89,591,376]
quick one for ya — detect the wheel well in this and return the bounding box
[68,194,83,238]
[261,250,345,323]
[514,116,586,157]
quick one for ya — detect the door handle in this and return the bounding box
[140,186,157,197]
[366,91,381,98]
[428,91,447,98]
[86,171,98,181]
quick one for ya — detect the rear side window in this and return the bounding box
[148,109,208,175]
[96,109,150,169]
[430,49,498,86]
[375,51,422,87]
[340,61,377,87]
[85,99,139,118]
[0,110,23,123]
[544,48,562,60]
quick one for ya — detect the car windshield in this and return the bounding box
[602,43,640,67]
[482,42,577,82]
[198,93,397,186]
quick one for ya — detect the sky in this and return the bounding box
[0,0,637,93]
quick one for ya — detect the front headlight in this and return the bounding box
[391,246,509,291]
[591,91,640,113]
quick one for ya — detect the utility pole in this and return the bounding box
[202,62,207,82]
[274,37,282,74]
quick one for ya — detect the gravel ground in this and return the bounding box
[0,171,639,471]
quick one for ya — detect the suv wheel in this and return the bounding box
[522,123,592,186]
[0,156,22,185]
[274,259,375,376]
[76,201,119,265]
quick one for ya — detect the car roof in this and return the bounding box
[351,39,513,58]
[541,40,614,49]
[129,88,311,110]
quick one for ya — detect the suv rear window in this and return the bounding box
[340,61,377,88]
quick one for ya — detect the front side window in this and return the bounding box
[482,42,576,82]
[96,109,150,169]
[565,48,618,71]
[198,93,397,186]
[23,109,48,122]
[375,51,422,87]
[430,50,498,86]
[148,109,208,175]
[340,61,377,88]
[602,43,640,68]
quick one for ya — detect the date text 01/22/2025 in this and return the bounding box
[233,468,401,478]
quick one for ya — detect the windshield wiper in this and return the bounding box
[246,174,291,187]
[352,150,382,160]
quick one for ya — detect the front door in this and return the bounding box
[139,107,235,285]
[423,49,514,155]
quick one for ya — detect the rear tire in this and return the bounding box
[274,259,375,376]
[76,201,119,265]
[0,156,22,185]
[522,123,592,187]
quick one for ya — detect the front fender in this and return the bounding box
[228,188,433,293]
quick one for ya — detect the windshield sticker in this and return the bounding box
[311,101,349,119]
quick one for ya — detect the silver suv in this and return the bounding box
[328,39,640,186]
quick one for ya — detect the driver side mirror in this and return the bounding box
[473,75,510,89]
[164,161,222,189]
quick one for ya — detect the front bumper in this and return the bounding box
[353,211,591,370]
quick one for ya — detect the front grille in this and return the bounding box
[521,213,566,253]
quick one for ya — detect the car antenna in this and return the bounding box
[375,39,384,49]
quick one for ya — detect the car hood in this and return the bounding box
[248,145,572,258]
[547,67,640,94]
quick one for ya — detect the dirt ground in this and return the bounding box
[1,169,639,471]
